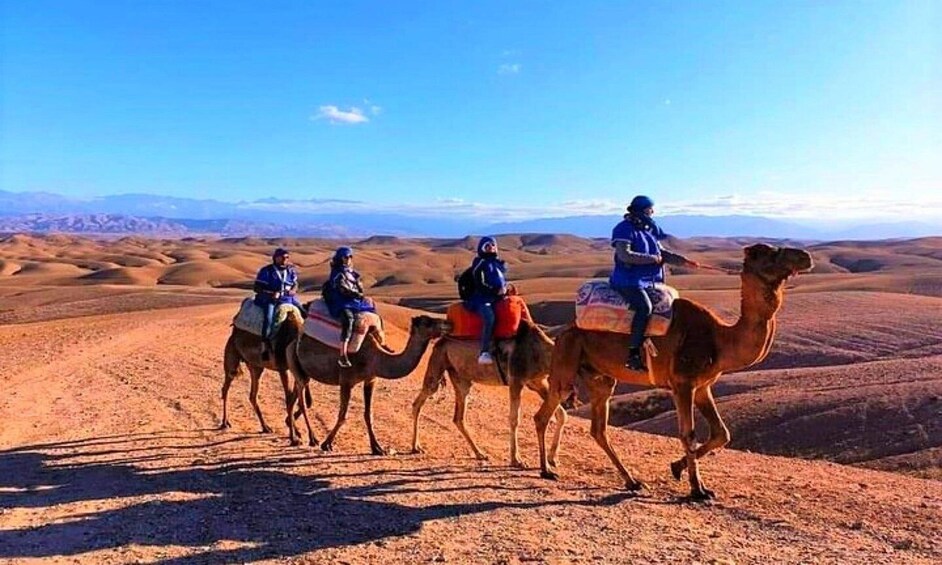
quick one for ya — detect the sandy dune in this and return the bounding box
[1,233,941,562]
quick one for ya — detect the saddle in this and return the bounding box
[574,281,678,336]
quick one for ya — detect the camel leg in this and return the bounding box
[247,365,272,433]
[321,383,352,452]
[363,379,387,456]
[673,385,711,500]
[508,383,526,468]
[535,330,580,481]
[529,379,568,469]
[451,376,488,461]
[220,368,236,430]
[411,344,447,454]
[289,377,316,447]
[670,386,729,497]
[220,336,241,430]
[586,375,644,491]
[278,370,301,439]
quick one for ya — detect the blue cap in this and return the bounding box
[272,247,289,258]
[628,195,655,212]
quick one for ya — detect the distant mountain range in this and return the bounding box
[0,189,937,239]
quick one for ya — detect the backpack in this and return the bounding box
[456,266,476,300]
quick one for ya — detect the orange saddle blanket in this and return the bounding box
[446,295,532,340]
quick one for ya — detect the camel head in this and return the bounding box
[742,243,814,287]
[410,315,449,340]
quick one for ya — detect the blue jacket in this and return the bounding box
[323,266,376,318]
[254,264,301,307]
[610,218,667,288]
[466,255,507,308]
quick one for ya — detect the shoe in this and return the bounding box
[338,356,353,368]
[625,349,648,372]
[477,352,494,365]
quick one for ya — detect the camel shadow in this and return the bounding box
[0,435,635,563]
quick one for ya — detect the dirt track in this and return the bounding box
[1,302,940,564]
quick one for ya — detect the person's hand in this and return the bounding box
[273,292,282,300]
[653,255,664,265]
[286,289,296,296]
[687,259,701,269]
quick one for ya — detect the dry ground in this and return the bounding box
[1,234,941,563]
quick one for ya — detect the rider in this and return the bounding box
[253,247,301,360]
[322,246,376,368]
[464,236,508,365]
[610,195,699,371]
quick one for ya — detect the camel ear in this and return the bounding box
[744,243,775,261]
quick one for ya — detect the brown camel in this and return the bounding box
[410,319,568,468]
[533,243,813,499]
[220,307,309,437]
[286,314,448,455]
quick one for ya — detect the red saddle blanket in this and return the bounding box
[446,295,532,340]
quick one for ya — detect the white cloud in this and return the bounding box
[498,63,521,75]
[313,105,369,125]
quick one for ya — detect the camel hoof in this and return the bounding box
[411,445,425,455]
[308,438,319,447]
[689,488,716,502]
[625,479,645,492]
[320,441,334,452]
[670,458,686,480]
[219,421,231,430]
[260,426,273,434]
[289,438,301,447]
[540,470,560,481]
[371,446,389,456]
[474,452,490,462]
[510,459,527,470]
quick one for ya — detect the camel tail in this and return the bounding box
[223,335,244,379]
[548,326,582,398]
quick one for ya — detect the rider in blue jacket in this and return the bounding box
[464,236,508,365]
[322,246,376,367]
[254,247,301,360]
[610,196,698,371]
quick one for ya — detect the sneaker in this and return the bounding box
[625,350,648,372]
[477,352,494,365]
[338,357,353,368]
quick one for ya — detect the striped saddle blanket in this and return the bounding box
[232,298,301,337]
[574,281,678,336]
[303,299,384,354]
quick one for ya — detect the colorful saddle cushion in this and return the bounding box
[302,298,384,354]
[574,281,678,336]
[232,298,301,337]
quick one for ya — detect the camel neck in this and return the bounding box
[376,330,432,379]
[717,272,783,373]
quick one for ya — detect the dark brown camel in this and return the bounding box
[533,243,813,499]
[220,307,309,437]
[286,315,448,455]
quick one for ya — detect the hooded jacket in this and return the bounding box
[466,237,508,307]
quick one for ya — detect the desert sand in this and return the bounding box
[1,233,940,563]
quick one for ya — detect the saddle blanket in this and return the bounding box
[232,298,301,337]
[302,299,384,354]
[574,281,678,336]
[445,295,532,340]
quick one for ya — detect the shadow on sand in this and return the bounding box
[0,432,635,564]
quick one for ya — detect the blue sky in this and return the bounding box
[1,1,940,221]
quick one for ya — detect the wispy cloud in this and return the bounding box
[313,105,369,125]
[498,63,521,75]
[244,191,942,222]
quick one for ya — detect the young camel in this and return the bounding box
[534,243,813,499]
[286,315,448,455]
[220,307,309,436]
[411,319,567,468]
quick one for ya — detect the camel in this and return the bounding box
[287,314,448,455]
[533,243,813,500]
[410,319,568,468]
[220,307,309,437]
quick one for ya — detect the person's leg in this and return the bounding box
[477,302,495,364]
[338,308,355,367]
[261,302,276,360]
[616,287,653,370]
